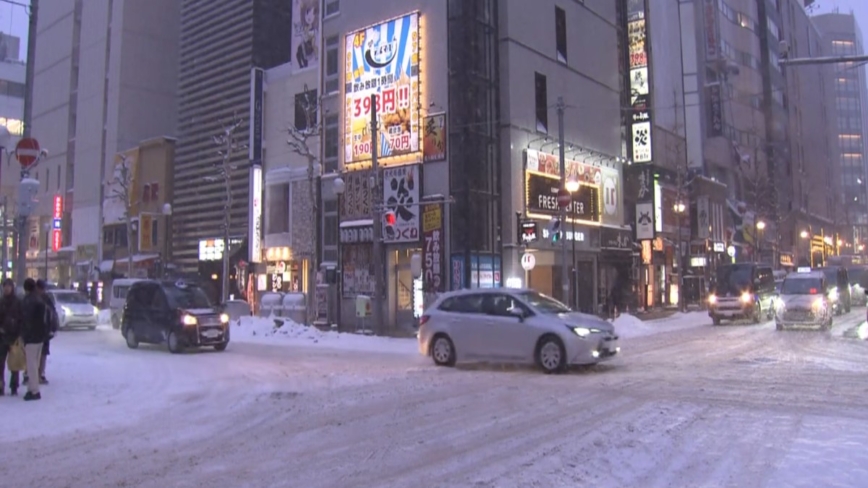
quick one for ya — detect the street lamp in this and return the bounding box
[756,220,766,261]
[162,203,172,278]
[333,177,345,328]
[674,201,686,311]
[565,177,579,309]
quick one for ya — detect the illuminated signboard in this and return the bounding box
[51,195,62,252]
[345,12,420,163]
[249,166,263,263]
[525,171,600,223]
[627,0,652,163]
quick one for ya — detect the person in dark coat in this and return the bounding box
[20,278,48,401]
[34,279,57,384]
[0,278,22,395]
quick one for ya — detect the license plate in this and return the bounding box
[202,329,222,339]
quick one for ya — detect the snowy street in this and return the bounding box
[3,311,868,487]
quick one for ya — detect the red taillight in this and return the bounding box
[419,315,430,326]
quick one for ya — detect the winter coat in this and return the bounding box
[21,293,49,345]
[41,293,59,336]
[0,293,22,346]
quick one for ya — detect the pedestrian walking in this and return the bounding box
[0,278,23,395]
[34,279,58,384]
[20,278,49,401]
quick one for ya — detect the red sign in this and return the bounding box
[52,230,61,253]
[15,137,40,167]
[53,195,63,218]
[557,188,572,209]
[421,203,445,293]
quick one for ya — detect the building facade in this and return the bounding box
[814,12,868,257]
[0,39,25,281]
[30,0,180,284]
[173,0,292,289]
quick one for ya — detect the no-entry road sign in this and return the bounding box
[15,137,41,167]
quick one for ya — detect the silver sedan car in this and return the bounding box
[417,288,620,374]
[774,272,833,331]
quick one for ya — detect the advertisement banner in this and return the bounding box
[345,12,420,163]
[525,171,600,222]
[422,113,447,162]
[636,203,654,240]
[696,196,710,239]
[707,83,723,137]
[249,67,264,166]
[249,166,263,263]
[51,195,62,252]
[421,203,445,293]
[139,213,153,251]
[382,164,420,243]
[292,0,320,71]
[627,0,653,164]
[601,165,622,226]
[704,0,720,60]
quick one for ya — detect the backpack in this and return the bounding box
[44,299,59,336]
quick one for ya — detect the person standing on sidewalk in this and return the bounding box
[34,279,58,384]
[20,278,48,401]
[0,278,23,395]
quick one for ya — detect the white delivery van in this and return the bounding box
[109,278,143,329]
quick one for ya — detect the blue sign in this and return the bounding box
[52,218,61,230]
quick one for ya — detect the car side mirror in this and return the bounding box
[508,307,525,322]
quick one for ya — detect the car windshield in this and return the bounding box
[516,290,572,314]
[164,285,212,309]
[53,292,89,304]
[715,265,753,294]
[781,278,823,295]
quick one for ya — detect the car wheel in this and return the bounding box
[111,314,120,330]
[213,342,228,352]
[167,331,185,354]
[430,334,456,367]
[536,335,567,374]
[125,327,139,349]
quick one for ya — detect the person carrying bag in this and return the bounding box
[0,278,23,395]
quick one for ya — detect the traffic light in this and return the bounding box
[548,218,562,243]
[384,210,397,239]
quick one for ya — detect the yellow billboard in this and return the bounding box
[344,12,420,164]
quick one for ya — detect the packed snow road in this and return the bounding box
[2,311,868,488]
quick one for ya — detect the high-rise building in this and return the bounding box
[30,0,180,284]
[814,12,868,252]
[172,0,292,275]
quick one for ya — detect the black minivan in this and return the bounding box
[122,280,230,353]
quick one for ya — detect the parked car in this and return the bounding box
[109,278,143,329]
[49,290,99,330]
[774,271,834,331]
[417,288,619,374]
[122,279,230,353]
[708,263,776,325]
[846,266,868,307]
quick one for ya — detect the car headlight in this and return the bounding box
[741,292,752,304]
[812,298,825,311]
[181,314,198,326]
[708,294,717,305]
[219,313,230,324]
[61,306,71,316]
[565,325,602,338]
[828,288,839,301]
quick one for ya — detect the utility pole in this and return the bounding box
[370,93,384,333]
[1,196,7,281]
[211,117,243,304]
[557,97,568,303]
[16,0,38,284]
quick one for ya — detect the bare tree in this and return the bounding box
[286,84,322,324]
[109,154,136,277]
[208,114,244,304]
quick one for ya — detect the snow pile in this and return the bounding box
[613,311,709,339]
[232,316,417,355]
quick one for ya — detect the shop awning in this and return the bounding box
[340,219,373,228]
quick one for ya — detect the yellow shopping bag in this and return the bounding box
[7,338,25,372]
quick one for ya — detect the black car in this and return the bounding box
[707,263,776,324]
[122,279,230,353]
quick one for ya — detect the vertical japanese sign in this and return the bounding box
[345,12,420,163]
[249,166,263,263]
[704,0,720,59]
[249,67,264,166]
[422,203,444,292]
[707,83,723,137]
[422,113,446,162]
[51,195,62,252]
[627,0,652,163]
[382,164,420,243]
[139,214,153,251]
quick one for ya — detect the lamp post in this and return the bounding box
[756,220,766,261]
[42,222,49,281]
[565,177,579,309]
[162,202,172,278]
[674,201,686,312]
[800,229,810,267]
[333,176,345,329]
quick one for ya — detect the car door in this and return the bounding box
[147,287,174,343]
[441,294,488,360]
[124,286,149,341]
[479,293,535,362]
[135,285,160,342]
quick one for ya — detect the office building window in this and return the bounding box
[535,72,548,133]
[267,183,290,234]
[555,6,567,63]
[151,218,159,247]
[325,35,339,94]
[325,0,339,17]
[324,114,339,173]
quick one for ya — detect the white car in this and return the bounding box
[49,290,100,330]
[774,272,833,331]
[417,288,620,374]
